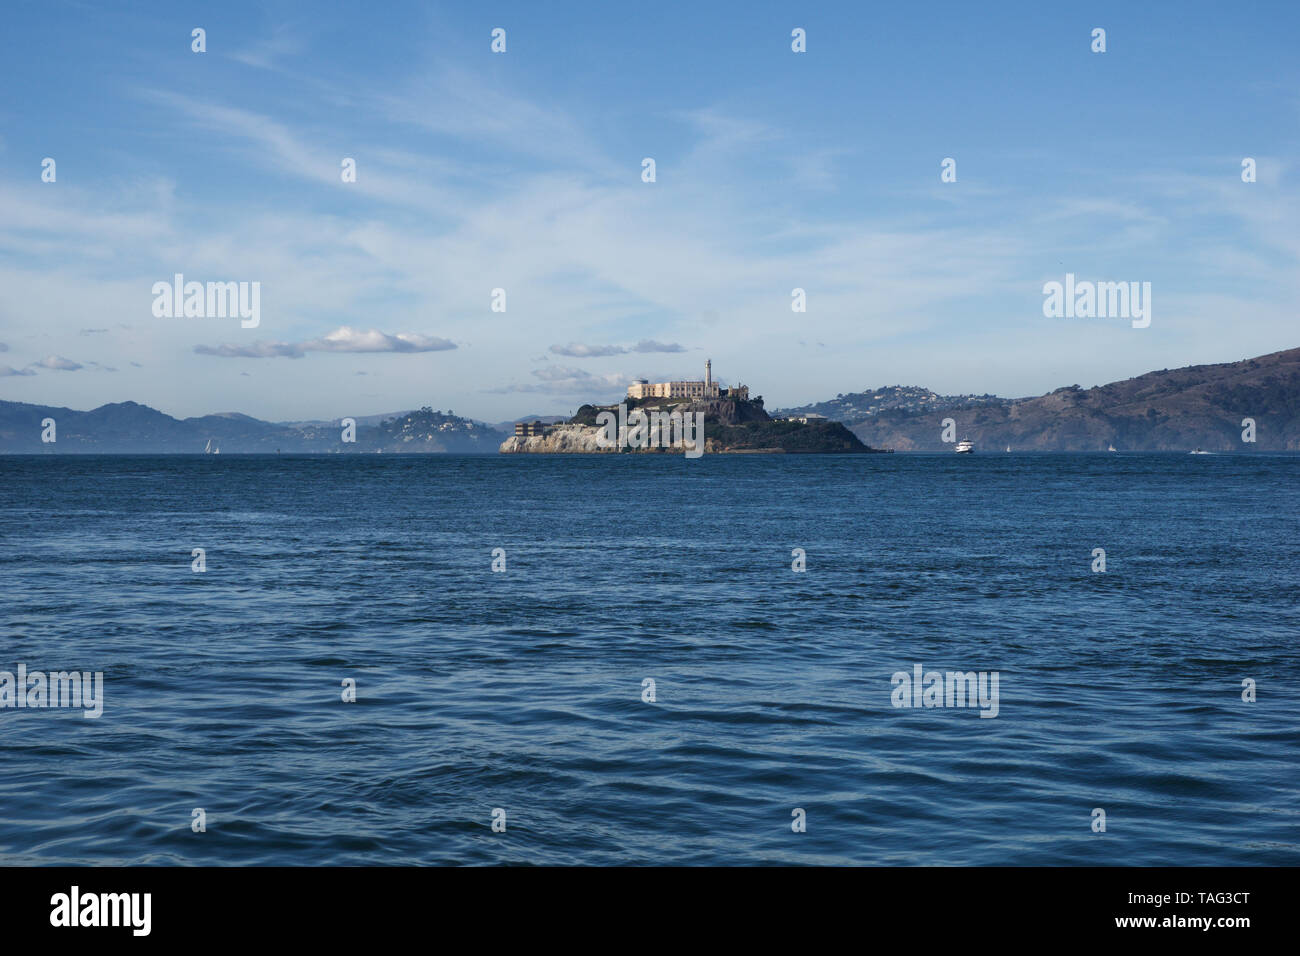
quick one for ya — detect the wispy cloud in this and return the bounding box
[35,355,83,371]
[140,89,475,217]
[195,326,457,359]
[550,343,625,358]
[549,340,686,358]
[230,24,307,71]
[488,365,635,397]
[379,65,619,177]
[632,339,688,354]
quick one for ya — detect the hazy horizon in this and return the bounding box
[4,341,1297,427]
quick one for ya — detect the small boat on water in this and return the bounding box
[954,439,974,454]
[1005,445,1011,453]
[1190,448,1212,455]
[1108,444,1117,452]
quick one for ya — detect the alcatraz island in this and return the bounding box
[499,359,881,454]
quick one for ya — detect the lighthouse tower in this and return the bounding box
[705,359,712,391]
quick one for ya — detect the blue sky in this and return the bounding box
[1,0,1297,421]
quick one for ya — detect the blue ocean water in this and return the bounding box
[0,452,1296,866]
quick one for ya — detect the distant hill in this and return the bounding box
[366,407,505,452]
[9,347,1297,454]
[829,347,1300,451]
[774,385,1011,421]
[0,401,506,453]
[277,410,416,429]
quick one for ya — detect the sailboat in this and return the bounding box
[204,439,213,454]
[1108,444,1117,452]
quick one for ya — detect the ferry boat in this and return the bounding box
[954,439,975,454]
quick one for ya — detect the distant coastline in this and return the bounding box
[4,346,1298,453]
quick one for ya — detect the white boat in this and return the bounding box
[1108,444,1117,452]
[1189,448,1211,455]
[954,439,975,454]
[204,439,213,454]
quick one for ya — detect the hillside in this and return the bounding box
[9,347,1297,454]
[774,385,1010,421]
[839,348,1300,451]
[0,401,506,453]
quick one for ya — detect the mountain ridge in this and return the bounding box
[5,347,1299,453]
[0,400,506,453]
[831,347,1300,451]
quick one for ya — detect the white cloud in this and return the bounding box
[489,365,635,397]
[633,340,687,354]
[195,326,456,359]
[550,343,626,358]
[549,340,686,358]
[313,327,455,354]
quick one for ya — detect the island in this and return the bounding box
[499,360,882,454]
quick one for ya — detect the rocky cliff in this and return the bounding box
[499,423,617,454]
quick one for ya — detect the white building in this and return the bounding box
[627,359,749,401]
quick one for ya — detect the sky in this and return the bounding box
[0,0,1297,421]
